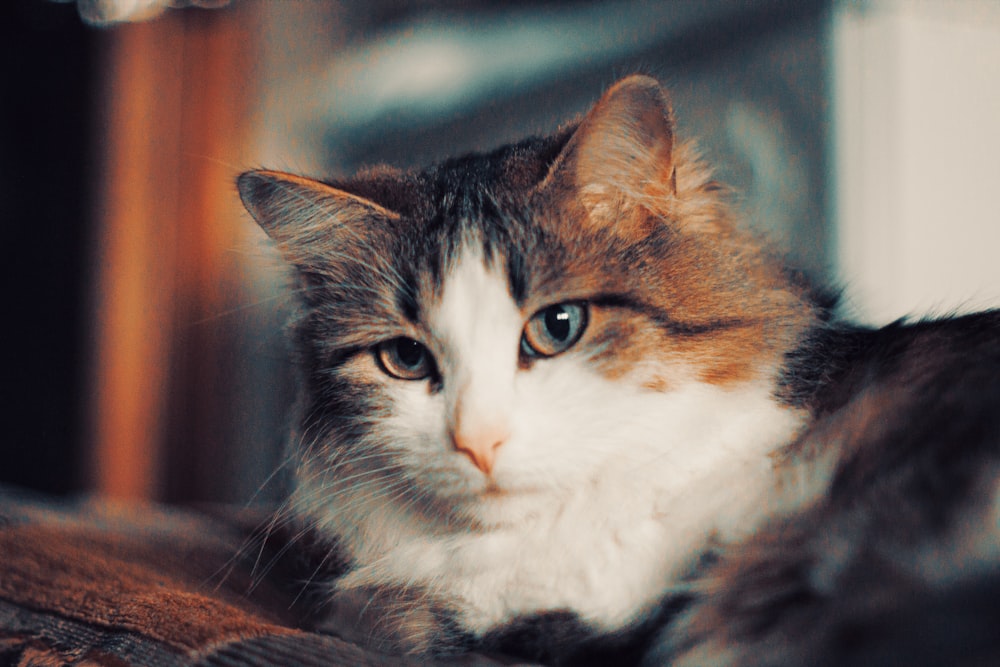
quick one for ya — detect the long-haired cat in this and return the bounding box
[238,75,1000,666]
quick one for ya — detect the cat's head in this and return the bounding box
[238,76,816,531]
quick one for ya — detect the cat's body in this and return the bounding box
[238,76,1000,665]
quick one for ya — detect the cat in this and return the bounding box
[237,75,1000,666]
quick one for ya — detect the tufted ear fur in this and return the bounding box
[237,169,399,276]
[537,75,676,235]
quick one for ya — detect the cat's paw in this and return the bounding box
[312,584,469,656]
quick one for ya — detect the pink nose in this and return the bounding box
[451,425,508,475]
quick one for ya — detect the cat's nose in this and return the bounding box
[451,424,508,476]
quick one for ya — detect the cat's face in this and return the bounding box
[239,76,815,534]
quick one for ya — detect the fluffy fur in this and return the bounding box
[238,76,1000,665]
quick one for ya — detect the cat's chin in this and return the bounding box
[450,482,549,528]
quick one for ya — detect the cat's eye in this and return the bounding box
[375,337,435,380]
[521,303,588,358]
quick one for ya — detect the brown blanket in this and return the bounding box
[0,488,514,666]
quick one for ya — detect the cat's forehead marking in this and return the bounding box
[432,242,522,352]
[429,191,531,308]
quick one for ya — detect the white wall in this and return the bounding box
[834,0,1000,324]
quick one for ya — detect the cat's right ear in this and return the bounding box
[237,170,398,269]
[536,75,676,236]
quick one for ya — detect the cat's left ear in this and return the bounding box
[537,75,676,232]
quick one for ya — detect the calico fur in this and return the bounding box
[239,76,1000,665]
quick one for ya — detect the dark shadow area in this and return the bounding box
[0,0,97,495]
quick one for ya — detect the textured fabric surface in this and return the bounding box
[0,488,515,667]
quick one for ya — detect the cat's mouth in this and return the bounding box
[450,478,533,503]
[474,478,547,502]
[481,481,509,498]
[442,474,543,509]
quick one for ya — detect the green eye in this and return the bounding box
[376,337,435,380]
[521,302,588,358]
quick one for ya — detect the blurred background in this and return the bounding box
[2,0,998,505]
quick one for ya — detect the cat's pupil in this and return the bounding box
[396,338,425,369]
[545,307,572,342]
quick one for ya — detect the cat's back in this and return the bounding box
[786,309,1000,524]
[657,310,1000,667]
